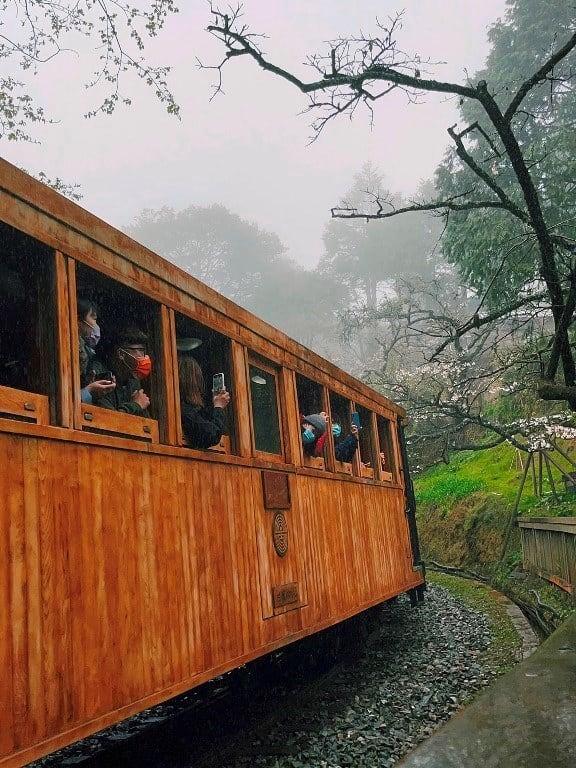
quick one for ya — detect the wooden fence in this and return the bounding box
[518,518,576,596]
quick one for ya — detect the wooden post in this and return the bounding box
[543,452,558,500]
[499,452,533,562]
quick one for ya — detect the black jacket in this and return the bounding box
[181,402,226,449]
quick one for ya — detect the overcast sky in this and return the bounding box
[3,0,507,268]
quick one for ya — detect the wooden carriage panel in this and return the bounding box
[78,403,159,442]
[0,433,421,768]
[2,438,321,763]
[294,476,421,627]
[252,470,309,618]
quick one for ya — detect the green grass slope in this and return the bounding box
[413,442,576,633]
[413,442,576,569]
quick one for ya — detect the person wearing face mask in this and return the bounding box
[77,297,116,404]
[301,411,359,462]
[333,420,360,463]
[94,327,151,416]
[301,412,328,456]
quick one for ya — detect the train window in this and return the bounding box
[175,312,236,454]
[74,263,162,440]
[0,221,56,425]
[328,391,356,474]
[376,414,397,481]
[355,405,377,479]
[248,358,283,457]
[296,374,327,468]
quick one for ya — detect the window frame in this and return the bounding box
[376,413,398,483]
[353,404,379,480]
[328,390,355,476]
[172,309,237,454]
[70,259,166,443]
[247,354,286,463]
[0,223,59,428]
[296,373,329,470]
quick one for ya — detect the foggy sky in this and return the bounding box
[3,0,507,268]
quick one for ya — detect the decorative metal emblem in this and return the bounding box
[272,511,288,557]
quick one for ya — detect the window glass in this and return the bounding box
[175,312,235,452]
[296,374,324,417]
[376,414,397,479]
[249,362,282,455]
[75,263,160,420]
[0,221,56,398]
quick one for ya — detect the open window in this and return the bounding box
[174,312,235,454]
[0,222,56,426]
[329,391,355,475]
[74,263,161,442]
[296,374,327,469]
[355,404,377,479]
[376,414,397,482]
[248,357,284,460]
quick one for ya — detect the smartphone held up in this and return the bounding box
[212,372,225,394]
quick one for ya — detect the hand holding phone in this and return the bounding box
[212,372,225,394]
[351,411,362,430]
[94,371,115,382]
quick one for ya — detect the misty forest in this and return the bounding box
[2,0,575,473]
[136,0,576,472]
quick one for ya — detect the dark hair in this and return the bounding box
[77,296,99,321]
[114,327,148,347]
[178,355,205,407]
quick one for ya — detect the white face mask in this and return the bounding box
[87,323,101,349]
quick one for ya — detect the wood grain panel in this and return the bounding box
[0,432,423,768]
[1,436,21,756]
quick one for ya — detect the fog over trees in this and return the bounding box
[201,0,576,463]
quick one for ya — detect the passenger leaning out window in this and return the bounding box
[77,297,116,405]
[178,353,230,449]
[333,419,359,462]
[301,413,328,456]
[94,328,151,416]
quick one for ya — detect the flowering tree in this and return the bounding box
[344,265,567,465]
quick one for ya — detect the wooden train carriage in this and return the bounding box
[0,158,425,768]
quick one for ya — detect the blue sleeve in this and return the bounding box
[81,387,93,404]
